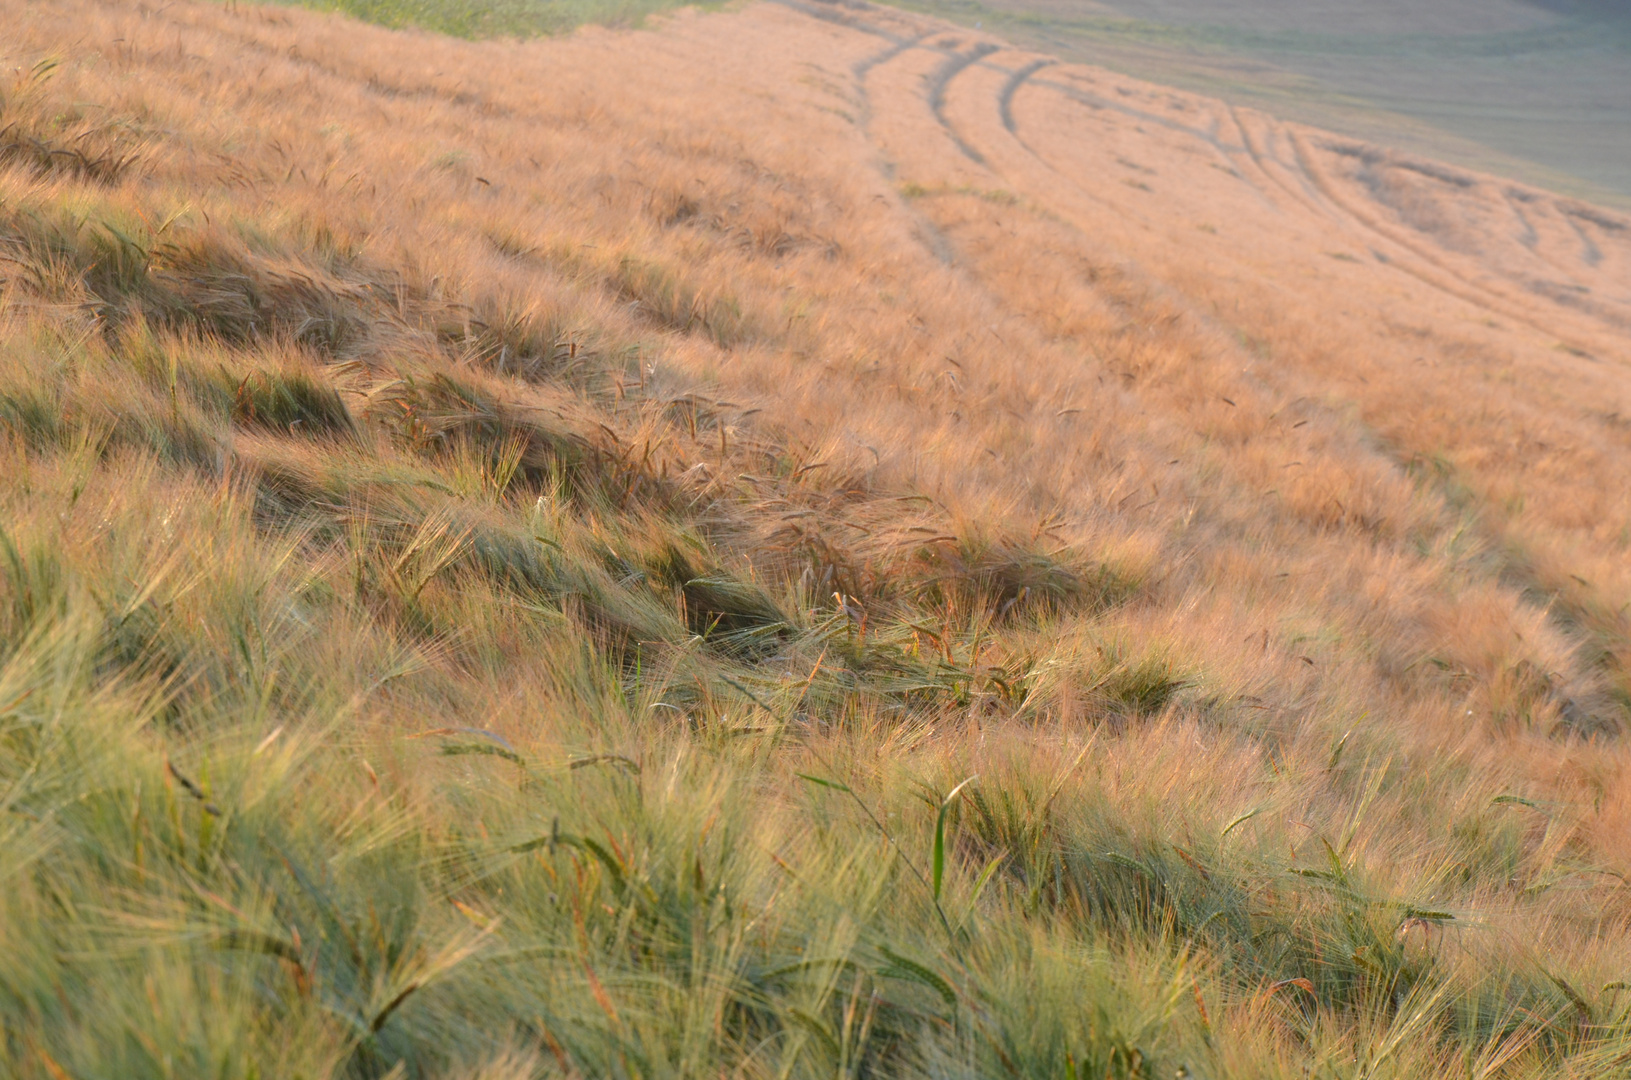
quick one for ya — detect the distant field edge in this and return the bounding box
[871,0,1631,211]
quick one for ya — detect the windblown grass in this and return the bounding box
[267,0,712,37]
[1,1,1630,1077]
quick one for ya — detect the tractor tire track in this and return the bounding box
[1284,128,1601,346]
[1034,75,1256,191]
[1224,105,1332,217]
[998,57,1053,136]
[926,42,1000,165]
[775,0,1630,357]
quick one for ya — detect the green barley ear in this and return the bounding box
[932,775,978,904]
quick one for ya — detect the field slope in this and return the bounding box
[1,0,1630,1077]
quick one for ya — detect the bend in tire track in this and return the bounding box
[998,58,1053,136]
[926,42,1001,165]
[851,33,935,132]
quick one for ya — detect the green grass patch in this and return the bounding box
[257,0,718,38]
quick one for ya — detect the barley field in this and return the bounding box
[1,0,1629,1077]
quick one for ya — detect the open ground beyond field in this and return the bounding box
[1,0,1631,1076]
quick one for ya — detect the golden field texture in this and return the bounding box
[1,0,1630,1076]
